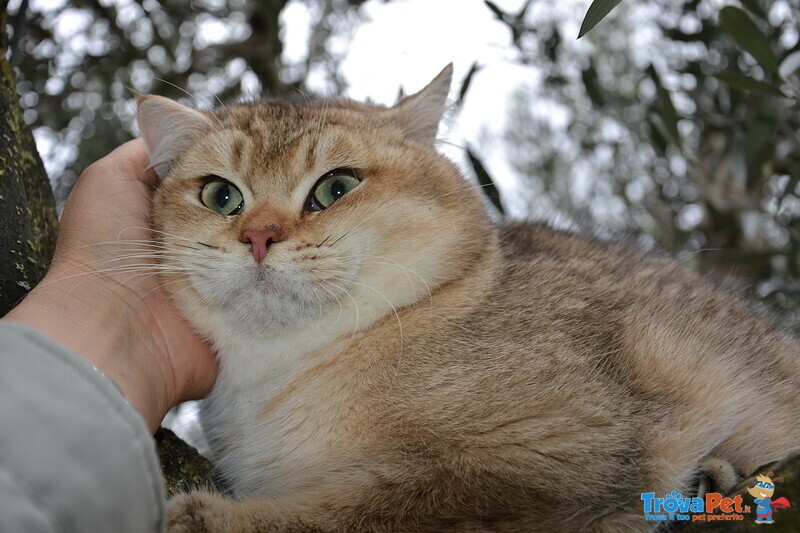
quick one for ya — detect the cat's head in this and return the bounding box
[138,65,495,341]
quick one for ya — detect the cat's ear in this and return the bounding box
[386,64,453,145]
[136,95,214,178]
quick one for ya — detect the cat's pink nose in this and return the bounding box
[239,227,284,263]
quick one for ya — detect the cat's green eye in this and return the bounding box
[307,170,361,212]
[200,178,244,216]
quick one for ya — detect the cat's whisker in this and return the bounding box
[34,269,204,306]
[308,187,366,253]
[91,249,212,263]
[321,279,359,340]
[335,189,372,235]
[335,253,433,305]
[313,94,331,142]
[308,284,325,320]
[94,263,200,272]
[63,239,203,254]
[151,77,229,137]
[434,138,466,151]
[126,226,212,246]
[139,276,194,300]
[86,246,211,259]
[312,283,342,325]
[331,276,404,364]
[290,85,313,106]
[429,182,497,201]
[117,271,176,288]
[85,253,211,271]
[319,194,399,249]
[38,263,201,287]
[311,196,377,254]
[327,231,351,248]
[316,234,332,248]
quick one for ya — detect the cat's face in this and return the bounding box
[140,66,493,339]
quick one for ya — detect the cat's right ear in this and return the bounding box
[136,95,213,179]
[385,64,453,146]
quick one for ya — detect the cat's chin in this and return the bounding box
[181,269,338,337]
[247,265,282,294]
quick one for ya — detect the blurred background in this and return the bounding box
[4,0,800,324]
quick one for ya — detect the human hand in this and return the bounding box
[5,139,217,432]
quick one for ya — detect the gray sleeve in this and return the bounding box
[0,322,165,533]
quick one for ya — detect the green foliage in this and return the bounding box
[578,0,623,39]
[457,62,481,107]
[466,145,504,216]
[5,0,364,210]
[484,1,507,21]
[713,72,786,97]
[7,0,800,323]
[719,6,780,75]
[499,0,800,322]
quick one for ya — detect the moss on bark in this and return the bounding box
[1,11,216,497]
[155,427,221,497]
[0,10,57,315]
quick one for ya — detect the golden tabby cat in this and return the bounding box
[137,65,800,532]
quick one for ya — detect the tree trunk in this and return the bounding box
[0,9,217,495]
[0,10,57,315]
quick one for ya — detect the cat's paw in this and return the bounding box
[699,456,739,493]
[167,491,230,533]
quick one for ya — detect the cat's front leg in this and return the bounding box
[167,490,329,533]
[167,491,236,533]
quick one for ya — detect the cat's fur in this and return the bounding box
[138,65,800,532]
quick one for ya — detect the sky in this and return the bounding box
[280,0,541,213]
[9,0,606,218]
[275,0,599,217]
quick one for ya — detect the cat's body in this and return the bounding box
[137,66,800,532]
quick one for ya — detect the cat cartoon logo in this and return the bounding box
[747,472,791,525]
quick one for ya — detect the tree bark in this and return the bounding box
[0,10,58,315]
[156,428,220,496]
[0,10,216,496]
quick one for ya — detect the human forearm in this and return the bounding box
[0,322,165,532]
[5,266,174,432]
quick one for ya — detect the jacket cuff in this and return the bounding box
[0,322,165,533]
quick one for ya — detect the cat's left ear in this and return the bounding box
[385,64,453,145]
[137,95,214,178]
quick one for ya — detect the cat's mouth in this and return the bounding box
[250,263,277,289]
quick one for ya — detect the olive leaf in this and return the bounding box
[457,62,481,107]
[714,72,786,97]
[657,87,681,148]
[466,146,504,216]
[739,0,768,20]
[484,1,507,21]
[578,0,622,39]
[718,6,780,75]
[647,66,681,148]
[581,60,605,107]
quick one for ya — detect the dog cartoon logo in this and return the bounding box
[747,472,791,524]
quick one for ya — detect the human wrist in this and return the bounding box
[4,267,175,432]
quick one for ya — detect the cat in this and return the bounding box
[137,64,800,532]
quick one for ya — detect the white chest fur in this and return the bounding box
[197,313,374,499]
[186,272,409,498]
